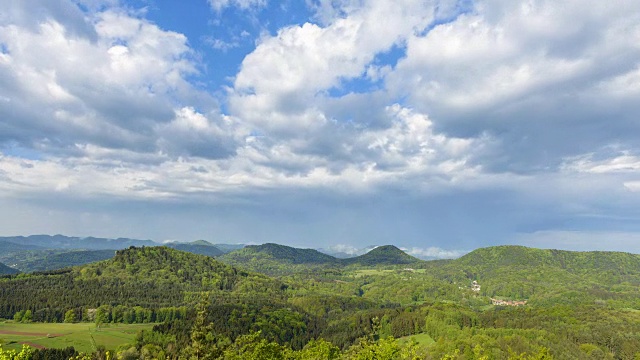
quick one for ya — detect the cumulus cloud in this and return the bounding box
[387,0,640,173]
[208,0,267,12]
[0,0,639,249]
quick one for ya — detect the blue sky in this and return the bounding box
[1,0,640,258]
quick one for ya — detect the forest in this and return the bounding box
[1,244,639,359]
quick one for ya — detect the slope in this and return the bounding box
[14,249,116,273]
[0,262,19,275]
[165,242,224,257]
[428,245,640,306]
[341,245,422,266]
[0,234,157,250]
[0,246,282,322]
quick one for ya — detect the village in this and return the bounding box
[470,280,528,306]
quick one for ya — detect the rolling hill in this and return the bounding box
[342,245,421,266]
[165,241,224,257]
[219,243,424,275]
[14,249,116,273]
[0,261,19,275]
[242,243,338,264]
[0,234,157,250]
[0,246,283,322]
[418,245,640,306]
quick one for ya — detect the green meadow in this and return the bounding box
[0,322,153,353]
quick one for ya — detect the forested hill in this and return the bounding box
[452,245,640,278]
[242,243,339,264]
[342,245,421,266]
[0,240,45,253]
[0,246,283,322]
[13,249,116,273]
[0,234,156,250]
[0,261,18,275]
[416,245,640,307]
[219,243,423,275]
[165,241,224,257]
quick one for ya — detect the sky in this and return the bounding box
[1,0,640,258]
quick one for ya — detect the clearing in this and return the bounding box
[0,322,153,353]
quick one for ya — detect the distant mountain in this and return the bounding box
[0,262,19,275]
[15,249,116,272]
[220,243,424,275]
[0,234,157,250]
[212,243,246,253]
[190,240,214,246]
[165,242,224,257]
[0,240,46,253]
[227,243,338,264]
[343,245,421,266]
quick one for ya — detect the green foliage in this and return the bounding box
[341,246,420,266]
[0,246,283,322]
[64,309,76,323]
[0,345,33,360]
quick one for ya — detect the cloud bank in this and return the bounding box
[0,0,639,251]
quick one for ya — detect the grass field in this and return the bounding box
[0,322,153,353]
[398,333,435,348]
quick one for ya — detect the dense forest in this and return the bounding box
[0,262,18,275]
[1,244,639,359]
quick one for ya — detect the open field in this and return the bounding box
[398,333,435,348]
[0,322,153,353]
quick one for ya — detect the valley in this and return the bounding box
[0,237,639,359]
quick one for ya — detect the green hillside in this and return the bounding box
[2,243,640,359]
[0,261,18,275]
[0,246,282,322]
[419,245,640,307]
[244,243,338,264]
[14,249,115,273]
[165,242,224,257]
[219,243,424,275]
[343,245,421,266]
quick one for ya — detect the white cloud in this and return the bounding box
[208,0,267,12]
[403,246,467,260]
[562,152,640,174]
[230,0,439,132]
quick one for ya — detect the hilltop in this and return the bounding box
[417,245,640,306]
[244,243,338,264]
[0,235,235,273]
[165,241,224,257]
[219,243,423,275]
[342,245,421,266]
[0,246,282,322]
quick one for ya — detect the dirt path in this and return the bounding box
[0,330,63,337]
[21,342,46,349]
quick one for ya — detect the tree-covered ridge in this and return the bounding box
[237,243,339,264]
[13,249,115,273]
[342,245,421,266]
[415,245,640,308]
[0,246,284,322]
[164,242,224,257]
[219,243,423,275]
[0,235,157,250]
[0,262,18,275]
